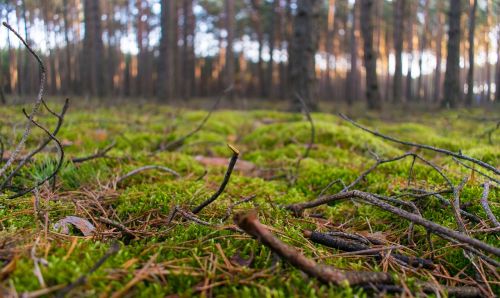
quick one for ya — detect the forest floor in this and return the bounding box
[0,101,499,297]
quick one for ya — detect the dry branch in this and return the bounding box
[290,93,315,184]
[339,113,499,175]
[234,210,393,286]
[192,144,239,214]
[286,190,500,257]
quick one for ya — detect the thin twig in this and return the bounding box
[339,113,500,175]
[71,141,115,164]
[97,217,136,238]
[192,144,239,214]
[286,190,500,257]
[116,165,180,184]
[452,157,500,185]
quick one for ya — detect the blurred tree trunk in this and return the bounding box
[250,0,265,97]
[83,0,105,97]
[465,0,477,106]
[346,0,359,106]
[484,0,491,102]
[289,0,321,111]
[158,0,176,101]
[62,0,73,94]
[442,0,462,108]
[405,1,415,102]
[359,0,381,110]
[267,0,278,99]
[496,6,500,103]
[325,0,336,100]
[392,0,404,103]
[225,0,235,100]
[416,0,429,101]
[433,2,444,103]
[182,0,195,99]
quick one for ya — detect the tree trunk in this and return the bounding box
[392,0,404,103]
[250,0,265,98]
[158,0,176,101]
[289,0,321,111]
[182,0,195,99]
[267,0,278,99]
[359,0,381,110]
[405,1,415,102]
[465,0,477,106]
[442,0,462,108]
[417,0,430,101]
[346,0,360,106]
[83,0,105,97]
[225,0,235,100]
[325,0,336,100]
[433,2,444,103]
[62,0,73,94]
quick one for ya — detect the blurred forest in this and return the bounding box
[0,0,499,110]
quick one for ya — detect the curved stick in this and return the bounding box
[480,182,499,227]
[116,165,180,184]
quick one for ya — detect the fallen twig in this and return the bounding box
[339,113,500,175]
[286,190,500,257]
[116,165,180,185]
[234,210,393,286]
[97,216,137,239]
[453,157,500,185]
[192,144,239,214]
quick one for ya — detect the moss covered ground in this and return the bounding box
[0,101,498,297]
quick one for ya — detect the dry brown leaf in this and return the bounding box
[0,255,18,281]
[53,216,96,236]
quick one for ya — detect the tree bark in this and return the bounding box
[158,0,176,101]
[83,0,105,97]
[267,0,278,99]
[289,0,321,111]
[359,0,381,110]
[182,0,195,99]
[442,0,462,108]
[346,0,360,106]
[416,0,430,101]
[392,0,404,103]
[433,2,444,103]
[465,0,477,106]
[225,0,235,100]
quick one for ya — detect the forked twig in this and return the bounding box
[72,141,115,164]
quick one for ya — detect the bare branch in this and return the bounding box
[480,182,499,227]
[116,165,180,185]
